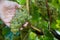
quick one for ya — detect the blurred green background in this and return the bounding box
[0,0,60,40]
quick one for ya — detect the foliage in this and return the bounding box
[0,0,60,40]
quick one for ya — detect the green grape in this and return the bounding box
[11,29,19,34]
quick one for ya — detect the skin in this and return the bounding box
[0,0,21,27]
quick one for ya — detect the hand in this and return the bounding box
[0,1,21,27]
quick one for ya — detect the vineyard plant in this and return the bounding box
[0,0,60,40]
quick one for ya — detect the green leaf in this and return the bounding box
[2,27,10,35]
[29,32,36,40]
[17,0,26,5]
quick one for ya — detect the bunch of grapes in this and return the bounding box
[10,8,31,34]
